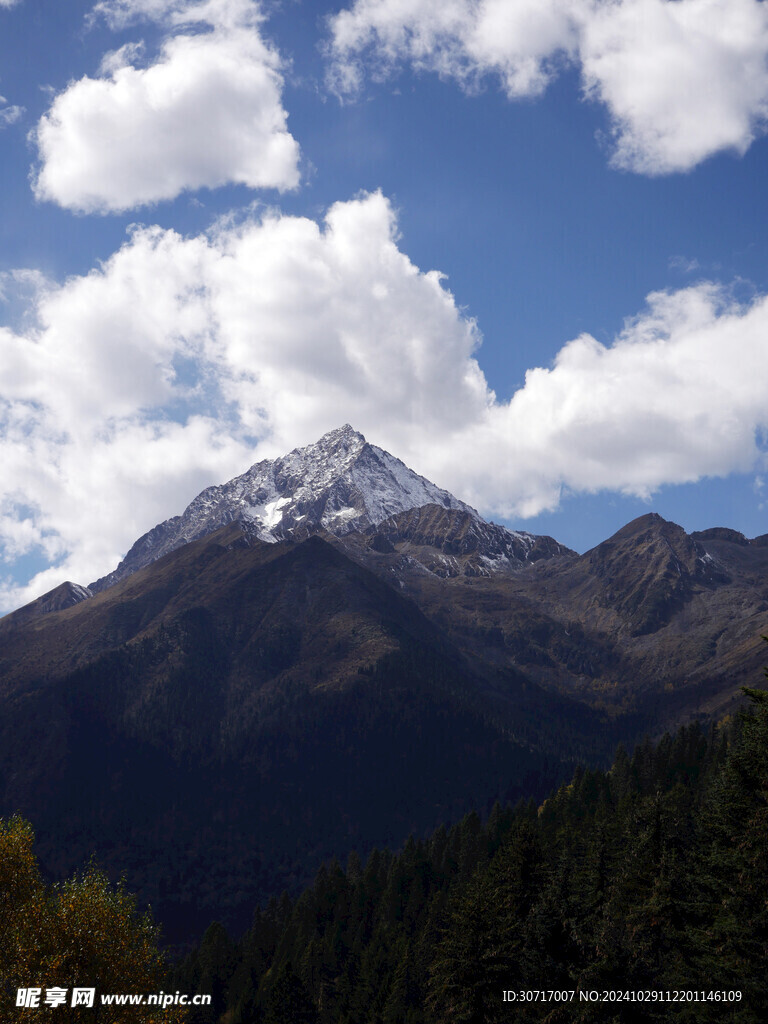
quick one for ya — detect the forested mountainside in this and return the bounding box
[0,527,606,940]
[174,683,768,1023]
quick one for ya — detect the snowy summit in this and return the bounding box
[90,425,475,591]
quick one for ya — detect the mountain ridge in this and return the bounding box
[82,424,576,597]
[15,425,762,620]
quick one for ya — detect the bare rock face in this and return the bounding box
[365,504,573,578]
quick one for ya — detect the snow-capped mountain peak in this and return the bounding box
[90,425,475,592]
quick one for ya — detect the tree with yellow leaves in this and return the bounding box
[0,815,186,1022]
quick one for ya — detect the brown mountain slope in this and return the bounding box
[332,513,768,732]
[0,525,602,939]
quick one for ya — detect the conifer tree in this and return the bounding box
[263,962,318,1024]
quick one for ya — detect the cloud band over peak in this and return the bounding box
[1,192,767,609]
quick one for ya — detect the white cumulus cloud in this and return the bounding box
[327,0,768,174]
[31,0,300,213]
[580,0,768,174]
[429,283,768,516]
[1,191,767,611]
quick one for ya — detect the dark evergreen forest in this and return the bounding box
[174,677,768,1023]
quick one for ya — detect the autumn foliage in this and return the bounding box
[0,816,185,1022]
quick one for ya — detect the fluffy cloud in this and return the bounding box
[428,284,768,516]
[1,191,768,610]
[31,0,300,212]
[327,0,768,174]
[580,0,768,173]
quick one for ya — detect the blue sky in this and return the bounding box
[1,0,767,608]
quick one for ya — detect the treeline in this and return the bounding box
[174,688,768,1023]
